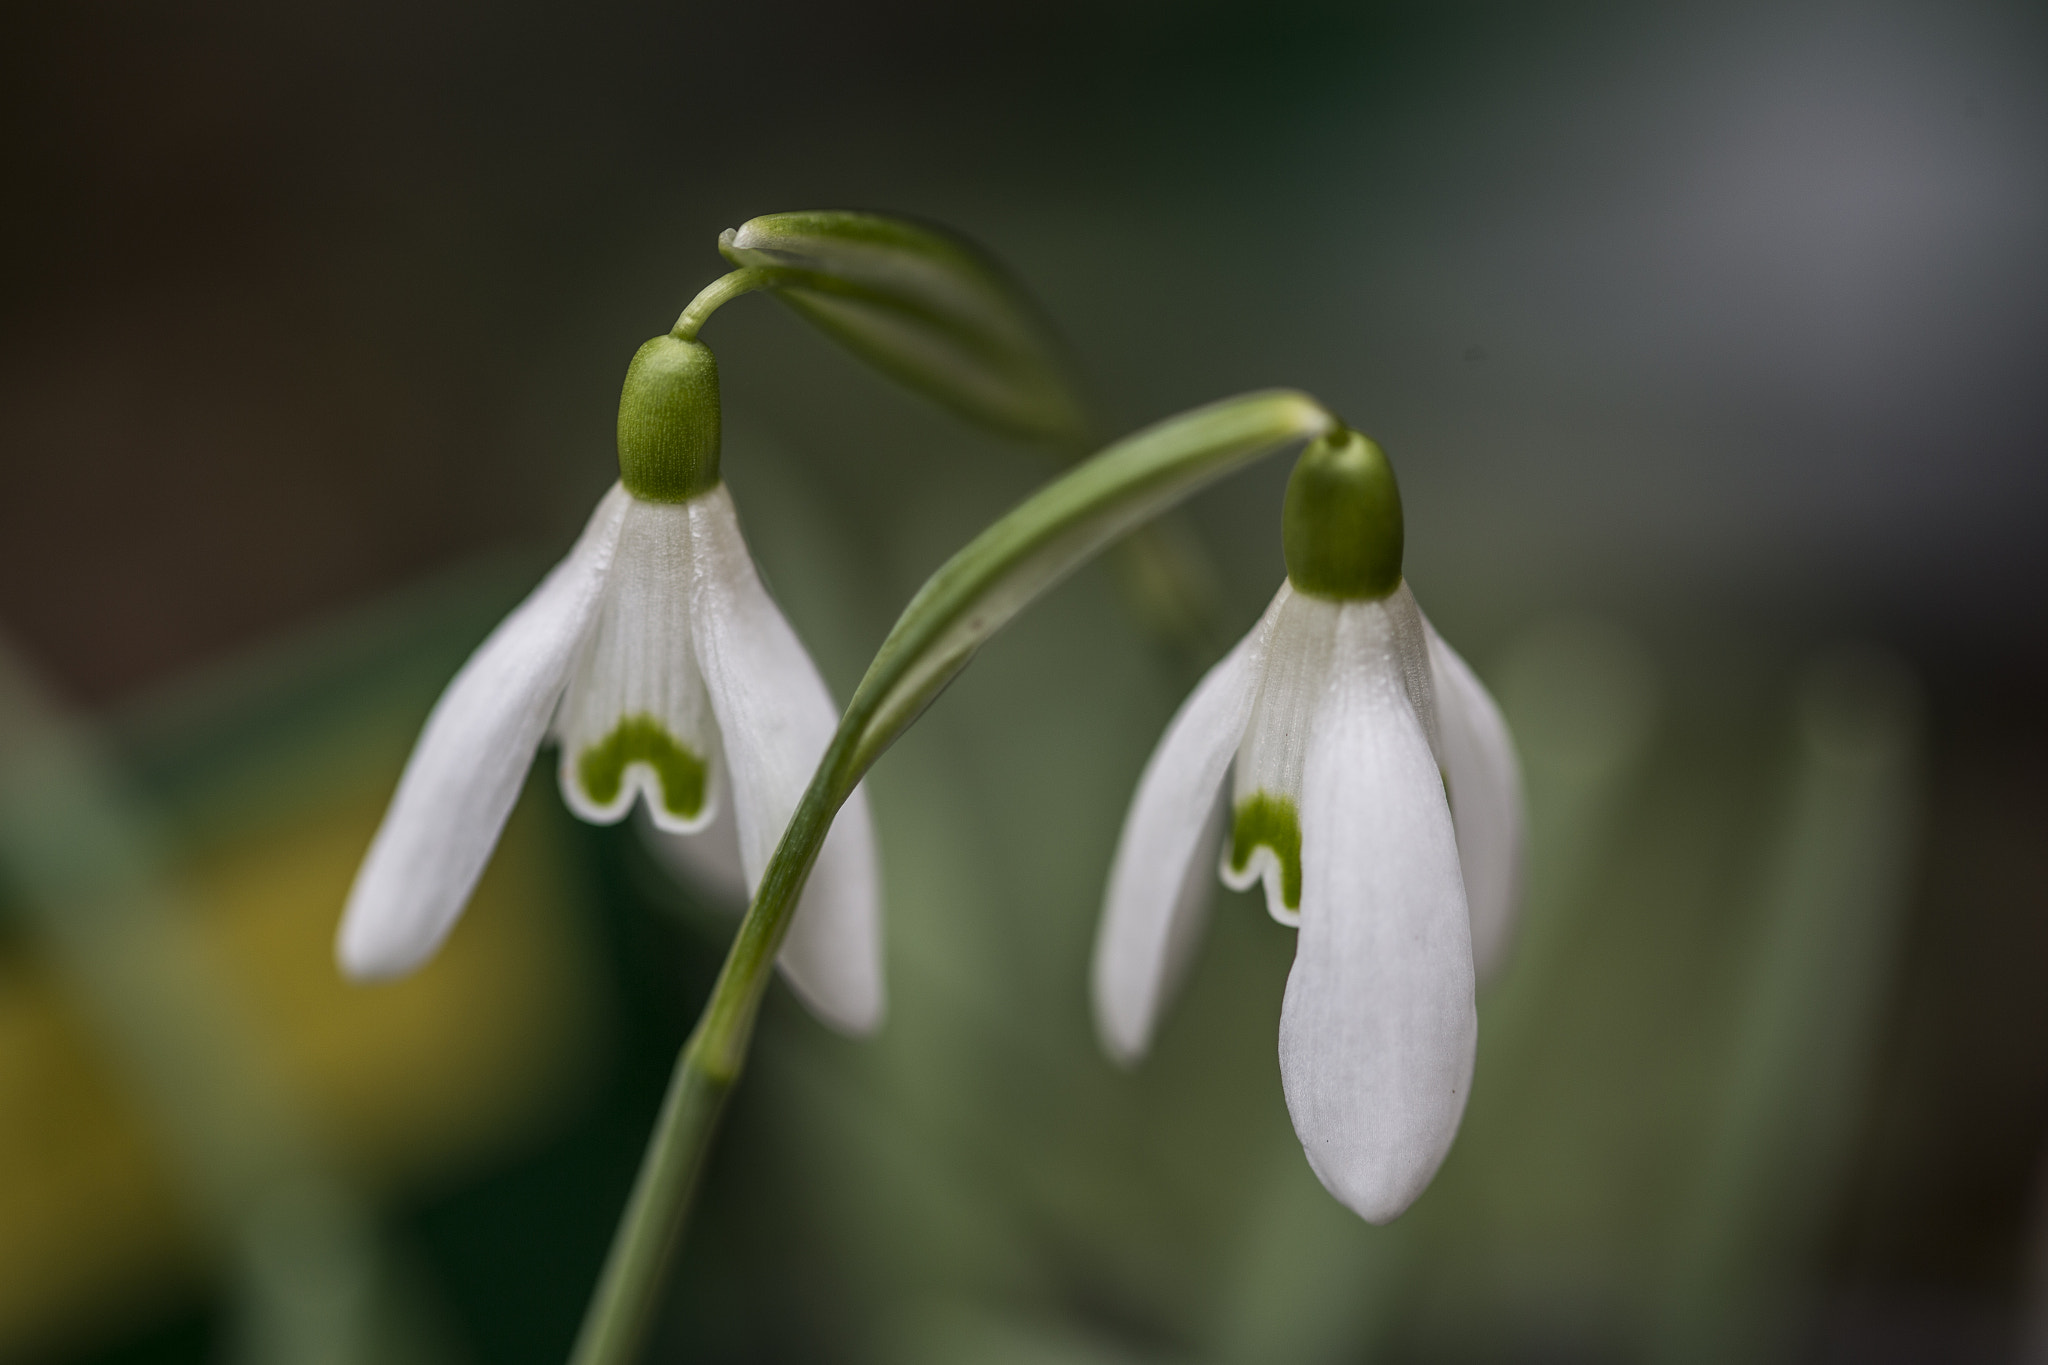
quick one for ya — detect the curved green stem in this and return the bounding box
[676,261,950,345]
[568,390,1337,1365]
[671,268,782,341]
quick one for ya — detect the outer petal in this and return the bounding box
[1424,619,1526,982]
[689,486,884,1034]
[1380,583,1442,764]
[1278,600,1476,1224]
[338,485,629,979]
[1092,605,1274,1064]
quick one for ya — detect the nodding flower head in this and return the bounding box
[337,332,883,1035]
[1092,427,1523,1223]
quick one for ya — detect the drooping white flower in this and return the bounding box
[337,334,883,1034]
[1091,428,1522,1222]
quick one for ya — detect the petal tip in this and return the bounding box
[1295,1122,1450,1225]
[1091,936,1167,1067]
[807,984,887,1038]
[334,921,422,983]
[1101,1033,1147,1070]
[1092,999,1149,1068]
[1320,1167,1424,1226]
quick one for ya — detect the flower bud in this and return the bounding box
[617,335,721,502]
[1281,427,1404,601]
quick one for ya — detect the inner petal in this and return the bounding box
[555,498,721,831]
[1222,588,1338,925]
[576,714,709,823]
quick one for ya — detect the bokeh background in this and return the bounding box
[4,0,2047,1361]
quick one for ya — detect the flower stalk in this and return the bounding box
[567,389,1334,1365]
[670,268,781,342]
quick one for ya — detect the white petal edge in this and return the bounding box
[1424,619,1526,983]
[1278,599,1476,1224]
[689,486,884,1035]
[338,484,630,979]
[1092,605,1274,1065]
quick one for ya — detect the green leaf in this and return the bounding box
[835,389,1334,782]
[720,210,1094,447]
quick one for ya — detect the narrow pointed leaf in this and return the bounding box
[720,211,1093,446]
[835,389,1333,787]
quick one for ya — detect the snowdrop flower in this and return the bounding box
[337,334,882,1033]
[1092,429,1522,1222]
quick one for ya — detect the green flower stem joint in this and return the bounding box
[614,332,722,504]
[1281,425,1404,602]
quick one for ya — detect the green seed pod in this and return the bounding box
[617,335,721,502]
[1281,427,1404,601]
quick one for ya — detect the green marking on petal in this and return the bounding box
[577,715,709,820]
[1230,791,1303,910]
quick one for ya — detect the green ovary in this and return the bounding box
[1230,792,1303,911]
[576,715,708,821]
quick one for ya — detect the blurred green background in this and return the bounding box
[3,1,2046,1361]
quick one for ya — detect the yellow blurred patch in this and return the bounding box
[0,785,602,1351]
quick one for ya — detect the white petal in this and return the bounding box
[1223,585,1337,925]
[689,486,884,1034]
[338,485,630,979]
[779,777,883,1030]
[555,497,722,832]
[1380,583,1442,765]
[1278,599,1476,1224]
[1092,607,1273,1064]
[1424,619,1526,982]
